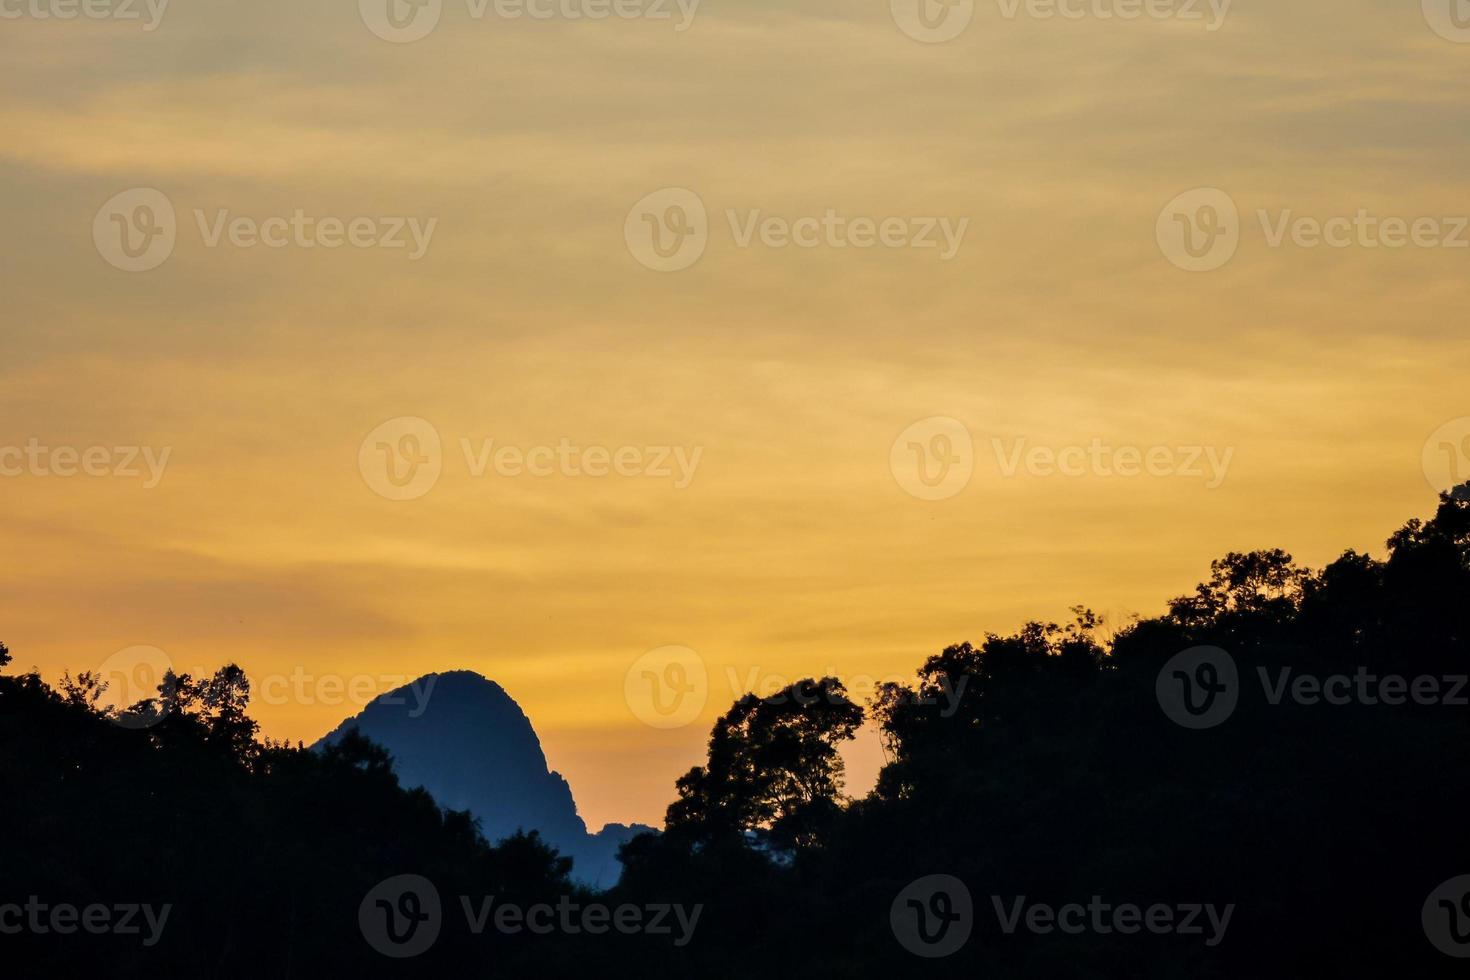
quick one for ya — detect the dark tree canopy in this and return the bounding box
[6,487,1470,978]
[666,676,863,851]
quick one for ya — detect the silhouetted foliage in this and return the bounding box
[665,676,862,852]
[614,488,1470,978]
[6,487,1470,977]
[0,659,584,977]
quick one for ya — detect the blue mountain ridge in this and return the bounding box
[313,669,653,888]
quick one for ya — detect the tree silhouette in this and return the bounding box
[666,676,862,851]
[6,486,1470,978]
[0,654,585,977]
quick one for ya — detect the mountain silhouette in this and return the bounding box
[313,669,651,887]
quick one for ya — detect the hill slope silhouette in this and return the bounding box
[6,485,1470,976]
[314,669,650,887]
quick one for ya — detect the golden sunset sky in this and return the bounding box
[2,0,1467,829]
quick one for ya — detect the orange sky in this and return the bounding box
[2,0,1468,829]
